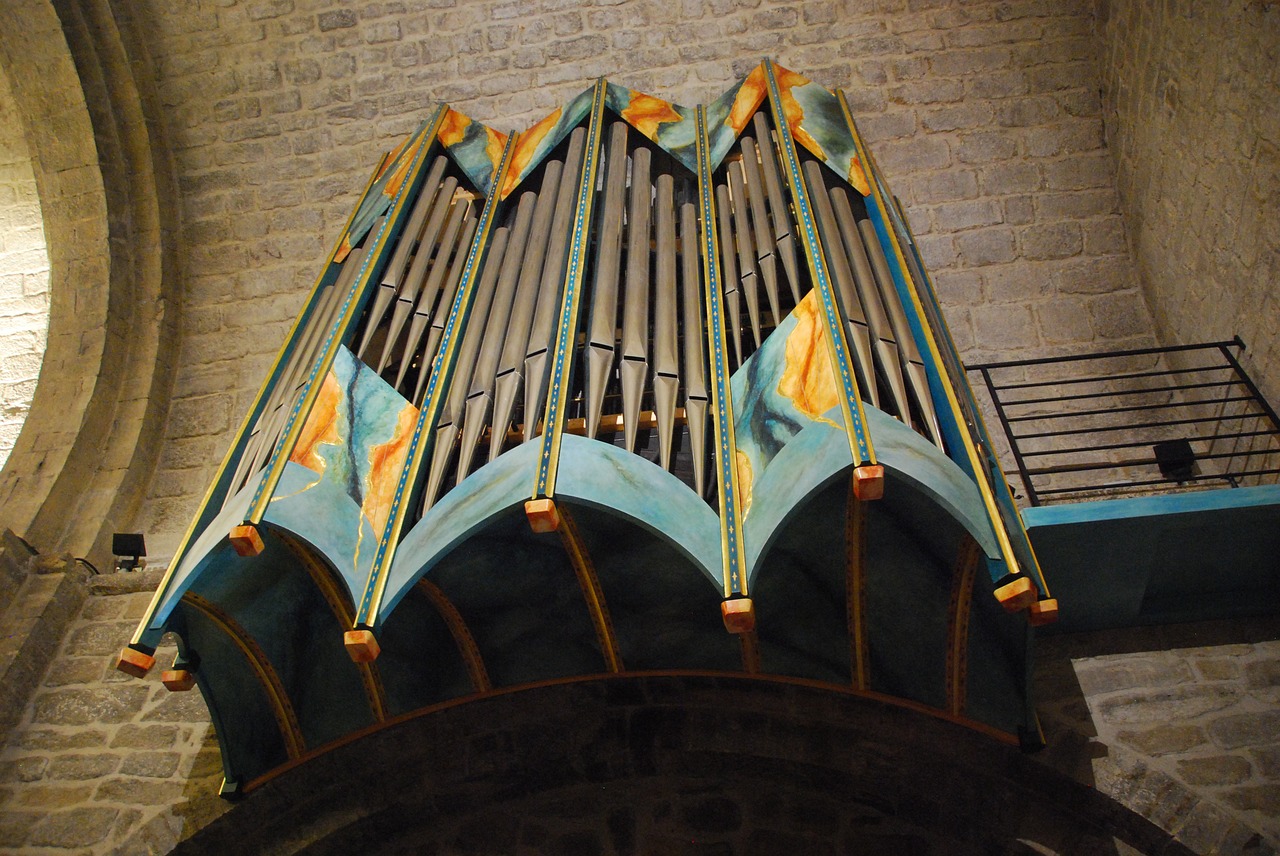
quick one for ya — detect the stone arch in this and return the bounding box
[0,0,181,567]
[0,63,50,472]
[167,675,1192,855]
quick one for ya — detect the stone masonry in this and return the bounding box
[1098,0,1280,407]
[0,568,226,855]
[123,0,1156,561]
[0,66,50,472]
[1036,619,1280,854]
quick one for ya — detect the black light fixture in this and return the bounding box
[1153,439,1197,483]
[112,533,146,573]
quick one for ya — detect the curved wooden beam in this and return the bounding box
[945,535,980,718]
[279,533,388,722]
[557,504,622,673]
[416,579,491,693]
[845,481,869,691]
[183,593,305,760]
[739,631,761,675]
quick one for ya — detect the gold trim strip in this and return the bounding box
[362,129,519,626]
[694,104,749,597]
[129,154,392,648]
[279,533,388,722]
[763,59,877,470]
[946,535,979,717]
[416,579,491,693]
[558,505,623,673]
[246,106,450,525]
[838,89,1050,596]
[535,77,609,499]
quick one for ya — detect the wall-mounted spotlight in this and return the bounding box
[112,533,146,573]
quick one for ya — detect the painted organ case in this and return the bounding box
[118,62,1057,791]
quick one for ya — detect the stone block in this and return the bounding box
[67,621,138,656]
[119,752,182,779]
[110,723,181,750]
[0,756,47,783]
[1073,655,1193,695]
[956,228,1016,266]
[931,199,1002,232]
[1222,785,1280,816]
[93,777,187,805]
[1089,292,1149,339]
[1116,724,1206,757]
[1208,711,1280,750]
[1035,297,1093,345]
[910,169,978,204]
[1095,685,1243,726]
[27,807,118,848]
[1244,658,1280,690]
[1019,222,1082,260]
[32,685,151,725]
[1176,754,1252,786]
[46,753,121,781]
[141,686,212,722]
[0,811,39,848]
[318,10,358,30]
[1192,657,1241,682]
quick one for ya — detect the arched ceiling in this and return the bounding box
[0,0,181,567]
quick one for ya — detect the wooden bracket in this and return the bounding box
[994,577,1036,613]
[344,629,381,663]
[229,524,265,557]
[115,647,155,678]
[1028,598,1059,627]
[161,669,197,692]
[721,597,756,634]
[525,498,561,533]
[853,465,884,501]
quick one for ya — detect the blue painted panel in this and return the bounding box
[1025,487,1280,633]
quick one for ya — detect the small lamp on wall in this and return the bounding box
[112,533,146,573]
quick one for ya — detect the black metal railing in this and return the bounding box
[967,339,1280,506]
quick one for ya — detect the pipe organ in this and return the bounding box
[118,62,1056,792]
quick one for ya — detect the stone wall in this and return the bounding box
[128,0,1156,560]
[1097,0,1280,406]
[0,68,50,472]
[1036,618,1280,853]
[0,569,225,855]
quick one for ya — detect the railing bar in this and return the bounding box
[1016,429,1280,457]
[1033,467,1280,496]
[979,364,1234,392]
[1004,395,1259,423]
[965,340,1239,371]
[1016,412,1262,439]
[1002,379,1242,407]
[981,366,1039,506]
[1221,344,1280,433]
[1023,447,1280,477]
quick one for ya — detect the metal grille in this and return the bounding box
[968,339,1280,506]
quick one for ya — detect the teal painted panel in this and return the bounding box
[1026,487,1280,633]
[380,435,725,627]
[604,81,697,172]
[265,346,419,604]
[730,296,1000,581]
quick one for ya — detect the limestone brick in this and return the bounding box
[0,569,223,855]
[1037,626,1280,849]
[0,67,50,472]
[1097,0,1280,405]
